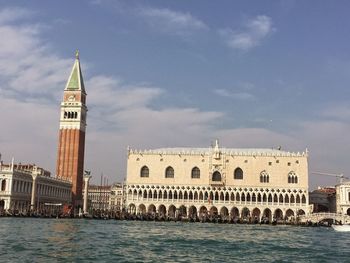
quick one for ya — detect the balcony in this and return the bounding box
[209,179,225,186]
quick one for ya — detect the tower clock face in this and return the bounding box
[68,95,76,102]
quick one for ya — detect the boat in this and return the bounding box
[332,224,350,232]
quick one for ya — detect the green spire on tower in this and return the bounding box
[65,50,86,93]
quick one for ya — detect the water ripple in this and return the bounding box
[0,218,349,262]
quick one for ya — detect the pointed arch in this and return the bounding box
[302,194,306,204]
[212,171,221,181]
[184,191,188,200]
[230,192,235,201]
[165,166,174,178]
[246,193,251,202]
[140,166,149,177]
[234,167,243,180]
[191,167,200,179]
[194,191,198,200]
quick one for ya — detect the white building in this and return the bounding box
[0,160,72,213]
[126,140,312,221]
[336,181,350,215]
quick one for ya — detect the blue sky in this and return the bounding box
[0,0,349,189]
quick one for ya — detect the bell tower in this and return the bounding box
[56,50,87,208]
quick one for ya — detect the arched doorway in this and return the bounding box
[188,206,197,218]
[0,200,4,211]
[179,205,187,217]
[274,208,283,221]
[241,207,250,220]
[128,204,136,214]
[158,205,166,216]
[231,207,239,219]
[199,206,208,219]
[148,204,156,214]
[285,209,294,220]
[168,205,176,218]
[209,206,218,216]
[212,171,221,181]
[220,207,229,217]
[262,208,272,222]
[252,208,261,222]
[138,204,146,214]
[297,209,305,216]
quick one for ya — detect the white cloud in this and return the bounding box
[139,7,208,35]
[0,7,348,191]
[0,7,222,183]
[0,11,71,101]
[219,15,274,50]
[0,7,33,24]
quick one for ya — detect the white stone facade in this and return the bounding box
[126,141,312,221]
[0,162,72,212]
[336,182,350,215]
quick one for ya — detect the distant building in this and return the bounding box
[82,183,124,212]
[0,161,71,212]
[109,183,125,212]
[336,181,350,215]
[126,140,312,221]
[309,187,336,213]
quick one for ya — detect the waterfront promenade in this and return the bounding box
[0,208,342,227]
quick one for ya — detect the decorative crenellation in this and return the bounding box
[127,147,308,158]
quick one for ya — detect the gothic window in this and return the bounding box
[288,171,298,184]
[165,166,174,178]
[212,171,221,181]
[234,168,243,180]
[191,167,200,179]
[140,166,149,178]
[260,170,269,183]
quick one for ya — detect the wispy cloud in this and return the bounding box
[219,15,274,50]
[321,104,350,122]
[0,7,33,24]
[214,89,255,100]
[0,6,222,181]
[138,7,208,36]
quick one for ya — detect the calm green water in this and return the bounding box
[0,218,348,262]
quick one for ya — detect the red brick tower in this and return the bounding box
[56,51,87,209]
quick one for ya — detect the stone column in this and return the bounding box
[83,175,91,214]
[30,174,38,210]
